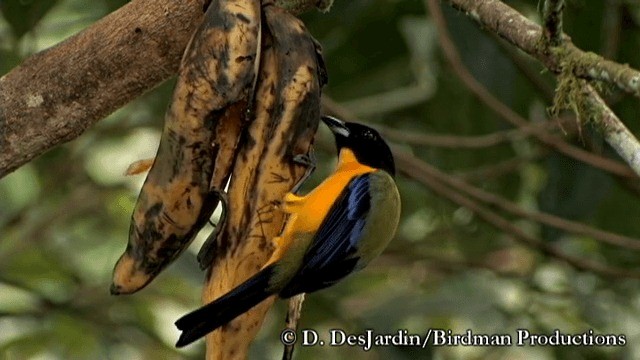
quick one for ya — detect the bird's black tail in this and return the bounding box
[175,265,276,347]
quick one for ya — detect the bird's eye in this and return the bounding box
[363,130,375,140]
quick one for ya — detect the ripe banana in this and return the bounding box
[111,0,261,295]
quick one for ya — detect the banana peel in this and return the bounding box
[111,0,262,295]
[201,5,326,358]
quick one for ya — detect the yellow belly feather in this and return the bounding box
[263,149,374,267]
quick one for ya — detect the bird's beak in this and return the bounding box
[321,115,350,137]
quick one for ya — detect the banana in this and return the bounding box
[196,27,279,270]
[111,0,261,295]
[200,4,327,357]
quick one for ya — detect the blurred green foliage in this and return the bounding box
[2,0,640,359]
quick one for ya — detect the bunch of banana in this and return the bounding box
[112,6,325,357]
[200,4,326,357]
[111,0,262,295]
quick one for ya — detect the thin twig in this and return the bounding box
[394,150,640,279]
[323,97,640,253]
[426,0,636,178]
[493,37,555,103]
[601,0,622,59]
[405,149,640,251]
[379,248,529,278]
[456,152,545,182]
[376,121,561,149]
[340,84,432,117]
[542,0,565,46]
[282,294,305,360]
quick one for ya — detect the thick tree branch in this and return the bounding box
[0,0,331,179]
[0,0,208,178]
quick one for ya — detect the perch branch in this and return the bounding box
[282,294,305,360]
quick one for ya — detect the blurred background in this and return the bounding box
[2,0,640,358]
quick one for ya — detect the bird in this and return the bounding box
[174,115,401,347]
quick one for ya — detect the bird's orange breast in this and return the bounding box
[265,149,374,266]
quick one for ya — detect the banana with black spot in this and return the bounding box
[111,0,261,295]
[195,3,327,356]
[197,3,327,269]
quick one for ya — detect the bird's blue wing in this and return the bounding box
[279,173,371,298]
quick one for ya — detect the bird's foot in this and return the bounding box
[291,147,316,194]
[197,189,229,270]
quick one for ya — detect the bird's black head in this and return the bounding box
[322,115,396,176]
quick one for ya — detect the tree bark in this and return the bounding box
[0,0,208,178]
[0,0,331,179]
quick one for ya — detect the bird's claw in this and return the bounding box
[197,189,229,270]
[291,148,316,194]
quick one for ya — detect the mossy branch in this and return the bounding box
[579,84,640,175]
[447,0,640,98]
[447,0,640,177]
